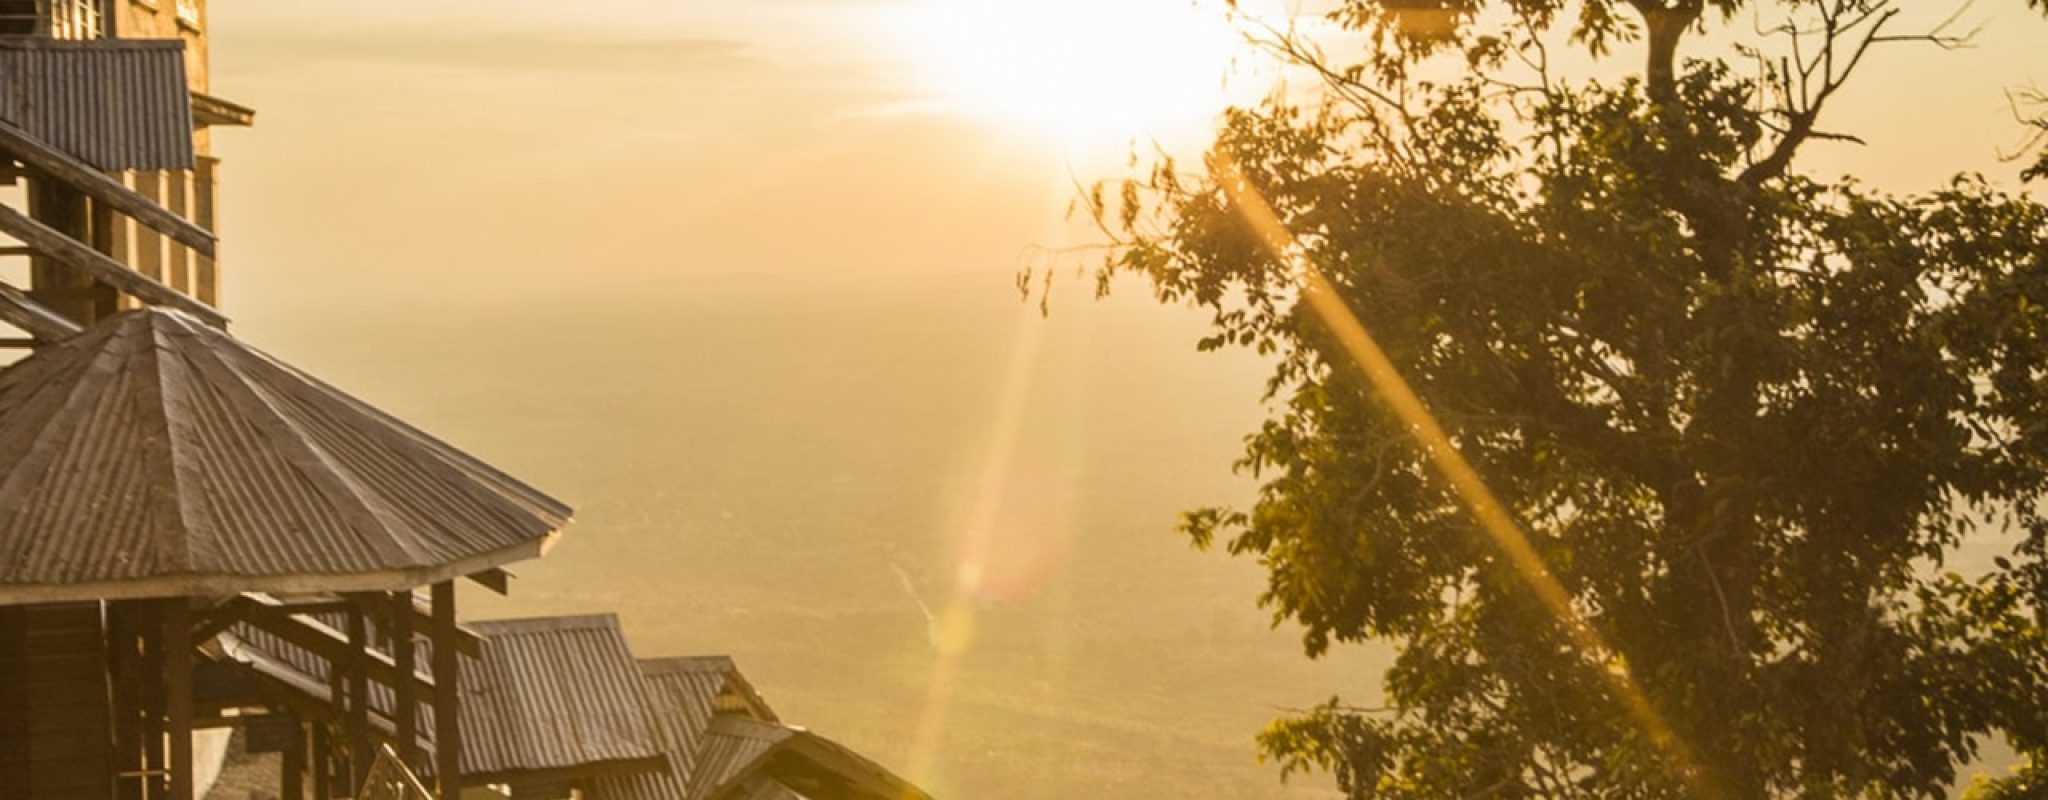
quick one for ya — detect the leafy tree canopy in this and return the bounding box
[1076,1,2048,796]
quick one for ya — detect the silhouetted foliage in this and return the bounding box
[1078,1,2048,796]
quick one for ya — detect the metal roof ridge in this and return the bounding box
[139,311,208,574]
[169,317,438,568]
[470,612,625,635]
[638,655,737,674]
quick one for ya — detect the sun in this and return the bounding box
[883,0,1275,150]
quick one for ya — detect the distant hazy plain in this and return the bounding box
[241,272,1379,798]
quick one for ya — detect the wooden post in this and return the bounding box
[345,603,371,790]
[311,724,332,800]
[141,602,167,799]
[431,580,461,796]
[88,189,125,312]
[162,599,194,800]
[391,591,419,769]
[134,171,164,283]
[193,156,219,307]
[165,169,190,294]
[326,657,348,796]
[107,601,144,800]
[281,720,306,800]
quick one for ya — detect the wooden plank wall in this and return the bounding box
[0,603,114,800]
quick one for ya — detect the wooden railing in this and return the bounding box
[356,745,438,800]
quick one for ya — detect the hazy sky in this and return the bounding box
[206,1,2046,318]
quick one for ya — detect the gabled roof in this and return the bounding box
[642,656,780,729]
[461,614,668,784]
[595,656,781,800]
[0,308,570,603]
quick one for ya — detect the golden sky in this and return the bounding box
[208,1,2044,317]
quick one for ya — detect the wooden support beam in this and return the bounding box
[390,591,420,770]
[345,606,371,789]
[166,170,190,293]
[135,171,164,283]
[467,567,514,596]
[0,202,227,326]
[110,602,147,800]
[0,121,217,257]
[0,279,81,341]
[233,597,355,621]
[228,595,437,699]
[192,92,257,128]
[141,602,168,799]
[193,156,218,306]
[163,600,195,800]
[432,580,462,795]
[356,591,482,658]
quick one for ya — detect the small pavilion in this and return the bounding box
[0,307,572,799]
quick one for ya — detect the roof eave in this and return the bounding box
[0,530,561,605]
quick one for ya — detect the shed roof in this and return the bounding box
[0,308,570,603]
[0,38,194,170]
[461,614,668,783]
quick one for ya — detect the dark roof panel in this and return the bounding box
[462,614,666,780]
[0,38,194,170]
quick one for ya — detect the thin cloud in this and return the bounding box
[233,29,754,75]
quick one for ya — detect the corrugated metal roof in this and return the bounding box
[207,607,930,799]
[689,718,794,800]
[462,614,667,781]
[0,38,194,170]
[0,308,572,603]
[595,656,781,800]
[689,716,935,800]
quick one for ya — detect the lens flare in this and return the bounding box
[903,308,1049,789]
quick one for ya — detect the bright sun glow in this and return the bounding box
[887,0,1276,149]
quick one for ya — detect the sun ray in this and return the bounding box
[903,303,1049,789]
[880,0,1279,152]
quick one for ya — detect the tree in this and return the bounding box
[1075,1,2048,796]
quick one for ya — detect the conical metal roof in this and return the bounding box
[0,308,571,603]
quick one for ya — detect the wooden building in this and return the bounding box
[0,307,575,800]
[0,4,932,800]
[0,3,574,799]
